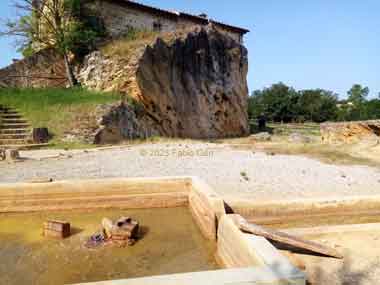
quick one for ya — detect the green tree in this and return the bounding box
[345,84,370,120]
[250,82,299,123]
[249,84,339,123]
[347,84,369,105]
[1,0,100,87]
[296,89,338,123]
[363,99,380,120]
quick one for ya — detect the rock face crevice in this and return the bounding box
[136,28,249,139]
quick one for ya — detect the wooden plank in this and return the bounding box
[232,215,343,259]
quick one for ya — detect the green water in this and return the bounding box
[0,207,218,285]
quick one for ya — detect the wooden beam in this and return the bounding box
[231,215,343,259]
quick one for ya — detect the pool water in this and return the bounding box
[0,207,218,285]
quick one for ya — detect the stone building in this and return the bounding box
[85,0,249,43]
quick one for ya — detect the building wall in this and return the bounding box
[86,0,242,43]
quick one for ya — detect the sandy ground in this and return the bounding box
[283,230,380,285]
[1,142,380,201]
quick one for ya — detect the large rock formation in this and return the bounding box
[321,120,380,144]
[77,27,249,143]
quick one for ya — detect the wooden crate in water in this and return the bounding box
[43,220,71,239]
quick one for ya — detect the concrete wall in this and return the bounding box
[0,176,192,212]
[73,267,304,285]
[225,195,380,224]
[189,177,226,240]
[216,215,305,284]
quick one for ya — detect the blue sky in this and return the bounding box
[0,0,379,98]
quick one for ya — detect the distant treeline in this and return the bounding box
[248,83,380,123]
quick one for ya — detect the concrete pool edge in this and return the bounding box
[225,195,380,223]
[0,176,192,213]
[0,176,306,285]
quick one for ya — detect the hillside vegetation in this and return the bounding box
[249,83,380,123]
[0,88,120,148]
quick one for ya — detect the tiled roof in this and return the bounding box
[113,0,249,34]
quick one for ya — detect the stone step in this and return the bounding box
[1,118,28,124]
[0,133,29,140]
[1,114,22,119]
[0,111,20,116]
[0,128,30,135]
[0,123,30,129]
[0,107,18,111]
[0,138,29,145]
[0,143,50,150]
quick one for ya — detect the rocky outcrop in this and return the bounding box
[321,120,380,144]
[93,103,159,144]
[77,26,249,142]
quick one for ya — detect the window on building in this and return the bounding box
[153,21,162,32]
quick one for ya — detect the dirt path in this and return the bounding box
[1,142,380,201]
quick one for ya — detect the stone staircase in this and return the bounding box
[0,105,32,147]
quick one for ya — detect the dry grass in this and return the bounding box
[259,141,379,167]
[100,27,192,59]
[222,123,380,168]
[101,30,159,58]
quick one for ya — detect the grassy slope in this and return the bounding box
[0,88,120,148]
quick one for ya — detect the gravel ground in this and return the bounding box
[289,231,380,285]
[1,143,380,200]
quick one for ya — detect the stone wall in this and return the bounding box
[0,49,67,88]
[86,0,242,43]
